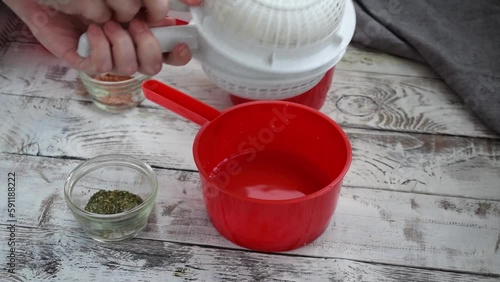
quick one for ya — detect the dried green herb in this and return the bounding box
[84,190,143,214]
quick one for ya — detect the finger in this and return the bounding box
[131,9,176,27]
[163,43,192,66]
[129,19,163,75]
[105,0,142,23]
[80,0,113,24]
[72,24,113,74]
[134,10,177,28]
[103,21,138,75]
[142,0,169,23]
[178,0,204,6]
[88,24,113,74]
[146,16,176,28]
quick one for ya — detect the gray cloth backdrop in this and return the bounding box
[352,0,499,135]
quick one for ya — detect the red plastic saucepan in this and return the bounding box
[142,80,352,252]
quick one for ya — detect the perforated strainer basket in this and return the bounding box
[77,0,356,100]
[201,0,346,49]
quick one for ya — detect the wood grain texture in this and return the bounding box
[0,94,498,200]
[0,2,20,45]
[1,154,499,275]
[1,42,498,138]
[324,71,498,138]
[1,227,499,282]
[338,44,440,78]
[2,15,499,282]
[1,10,37,46]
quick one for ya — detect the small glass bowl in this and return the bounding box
[64,154,158,242]
[79,72,151,113]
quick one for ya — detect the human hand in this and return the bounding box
[36,0,202,24]
[4,0,203,76]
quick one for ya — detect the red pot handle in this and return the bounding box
[142,80,221,126]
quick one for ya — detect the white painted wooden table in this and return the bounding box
[1,11,500,282]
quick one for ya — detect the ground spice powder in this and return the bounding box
[94,74,135,106]
[94,73,133,82]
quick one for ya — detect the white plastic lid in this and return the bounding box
[189,0,355,75]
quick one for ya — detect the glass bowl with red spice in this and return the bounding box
[79,72,151,113]
[64,154,158,242]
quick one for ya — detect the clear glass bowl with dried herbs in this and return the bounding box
[64,154,158,242]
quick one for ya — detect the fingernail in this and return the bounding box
[178,45,189,58]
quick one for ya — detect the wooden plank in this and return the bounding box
[1,154,499,275]
[1,42,497,138]
[162,65,496,138]
[338,45,440,78]
[0,94,498,200]
[324,71,497,138]
[0,7,39,46]
[0,3,20,49]
[1,227,498,282]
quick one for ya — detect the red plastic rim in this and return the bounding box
[192,100,352,205]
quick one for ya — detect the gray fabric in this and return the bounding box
[351,0,500,135]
